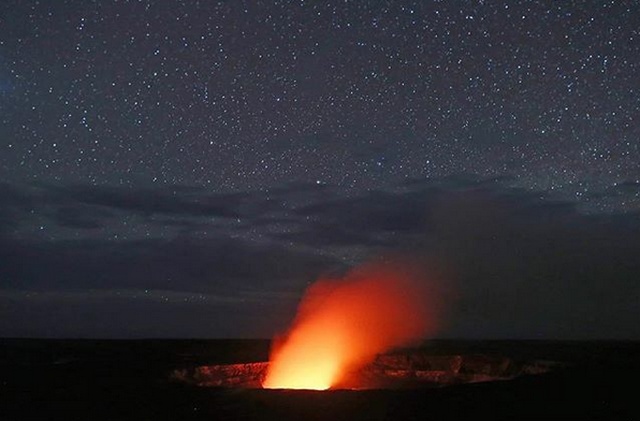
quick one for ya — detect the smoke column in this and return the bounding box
[263,260,439,390]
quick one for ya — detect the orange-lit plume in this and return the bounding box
[263,260,439,390]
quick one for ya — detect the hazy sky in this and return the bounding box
[0,1,638,338]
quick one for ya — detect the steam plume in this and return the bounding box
[263,260,440,390]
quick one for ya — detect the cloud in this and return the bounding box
[50,204,116,229]
[427,188,640,338]
[0,236,339,293]
[0,178,638,338]
[49,183,244,219]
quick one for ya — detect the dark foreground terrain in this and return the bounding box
[1,339,638,420]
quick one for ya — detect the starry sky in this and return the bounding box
[0,1,639,339]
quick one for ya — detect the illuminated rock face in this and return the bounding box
[172,362,269,388]
[171,353,559,389]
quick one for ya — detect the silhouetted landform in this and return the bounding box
[173,352,560,389]
[1,339,638,420]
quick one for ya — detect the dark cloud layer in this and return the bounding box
[0,179,639,338]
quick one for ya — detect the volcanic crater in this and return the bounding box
[171,350,559,390]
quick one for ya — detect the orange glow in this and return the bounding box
[263,261,439,390]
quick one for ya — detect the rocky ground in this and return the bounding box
[1,339,638,420]
[173,352,560,389]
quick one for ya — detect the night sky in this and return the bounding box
[0,1,639,339]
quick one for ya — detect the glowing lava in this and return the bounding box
[263,261,438,390]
